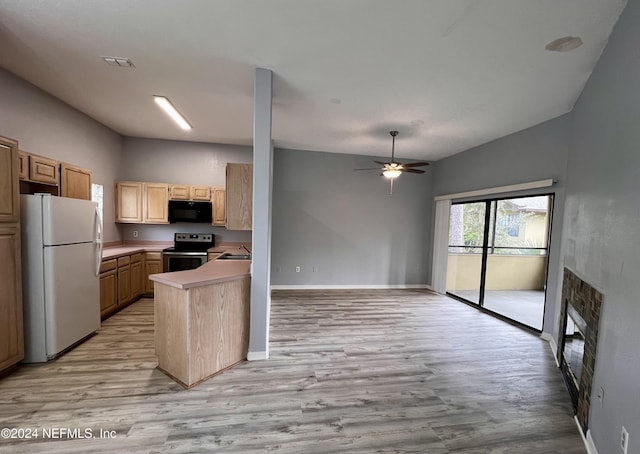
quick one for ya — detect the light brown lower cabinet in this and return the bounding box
[145,252,162,295]
[154,277,250,388]
[130,253,144,300]
[0,224,24,371]
[99,259,118,319]
[117,259,131,308]
[100,251,161,319]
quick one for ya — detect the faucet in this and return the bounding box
[239,244,251,258]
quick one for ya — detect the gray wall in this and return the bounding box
[118,137,253,244]
[271,148,433,286]
[563,0,640,451]
[0,68,123,241]
[432,115,571,339]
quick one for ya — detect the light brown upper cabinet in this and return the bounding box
[226,163,252,230]
[60,163,92,200]
[115,182,143,223]
[19,151,93,200]
[17,151,28,181]
[0,138,20,223]
[212,187,226,226]
[142,183,169,224]
[190,186,211,201]
[169,184,190,200]
[29,154,59,185]
[169,184,211,201]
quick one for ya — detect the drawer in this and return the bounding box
[117,256,131,267]
[100,259,117,273]
[146,252,162,260]
[131,253,143,263]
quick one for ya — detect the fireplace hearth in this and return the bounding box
[557,268,603,433]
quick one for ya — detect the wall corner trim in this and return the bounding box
[247,351,269,361]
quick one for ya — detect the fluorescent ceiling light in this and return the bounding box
[153,96,192,130]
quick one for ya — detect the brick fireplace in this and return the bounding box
[557,267,603,433]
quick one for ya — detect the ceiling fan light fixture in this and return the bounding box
[383,169,402,179]
[153,95,192,130]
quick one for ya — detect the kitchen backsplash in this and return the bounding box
[118,224,252,244]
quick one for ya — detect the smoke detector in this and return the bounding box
[545,36,583,52]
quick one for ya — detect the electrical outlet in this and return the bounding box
[312,266,317,272]
[132,230,138,238]
[621,426,629,454]
[295,266,301,273]
[275,266,281,273]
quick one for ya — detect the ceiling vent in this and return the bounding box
[101,56,135,68]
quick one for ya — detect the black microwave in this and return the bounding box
[168,200,212,223]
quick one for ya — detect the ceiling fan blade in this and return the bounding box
[353,167,384,171]
[402,168,426,174]
[374,160,389,166]
[402,161,430,167]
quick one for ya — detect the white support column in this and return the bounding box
[247,68,273,361]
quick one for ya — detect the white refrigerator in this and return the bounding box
[21,194,103,363]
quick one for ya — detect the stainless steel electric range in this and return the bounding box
[162,233,214,272]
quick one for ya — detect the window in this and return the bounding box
[91,183,104,224]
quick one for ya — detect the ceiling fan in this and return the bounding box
[354,131,430,194]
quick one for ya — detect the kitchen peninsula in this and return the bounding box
[149,259,251,388]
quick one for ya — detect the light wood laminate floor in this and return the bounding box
[0,290,585,453]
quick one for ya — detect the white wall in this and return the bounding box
[0,68,123,241]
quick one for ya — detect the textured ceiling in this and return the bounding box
[0,0,627,160]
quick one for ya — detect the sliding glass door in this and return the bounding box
[446,195,552,331]
[446,202,486,305]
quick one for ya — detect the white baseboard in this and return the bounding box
[270,284,432,290]
[585,429,598,454]
[247,351,268,361]
[540,332,560,367]
[574,418,598,454]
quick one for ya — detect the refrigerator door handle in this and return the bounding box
[95,205,103,277]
